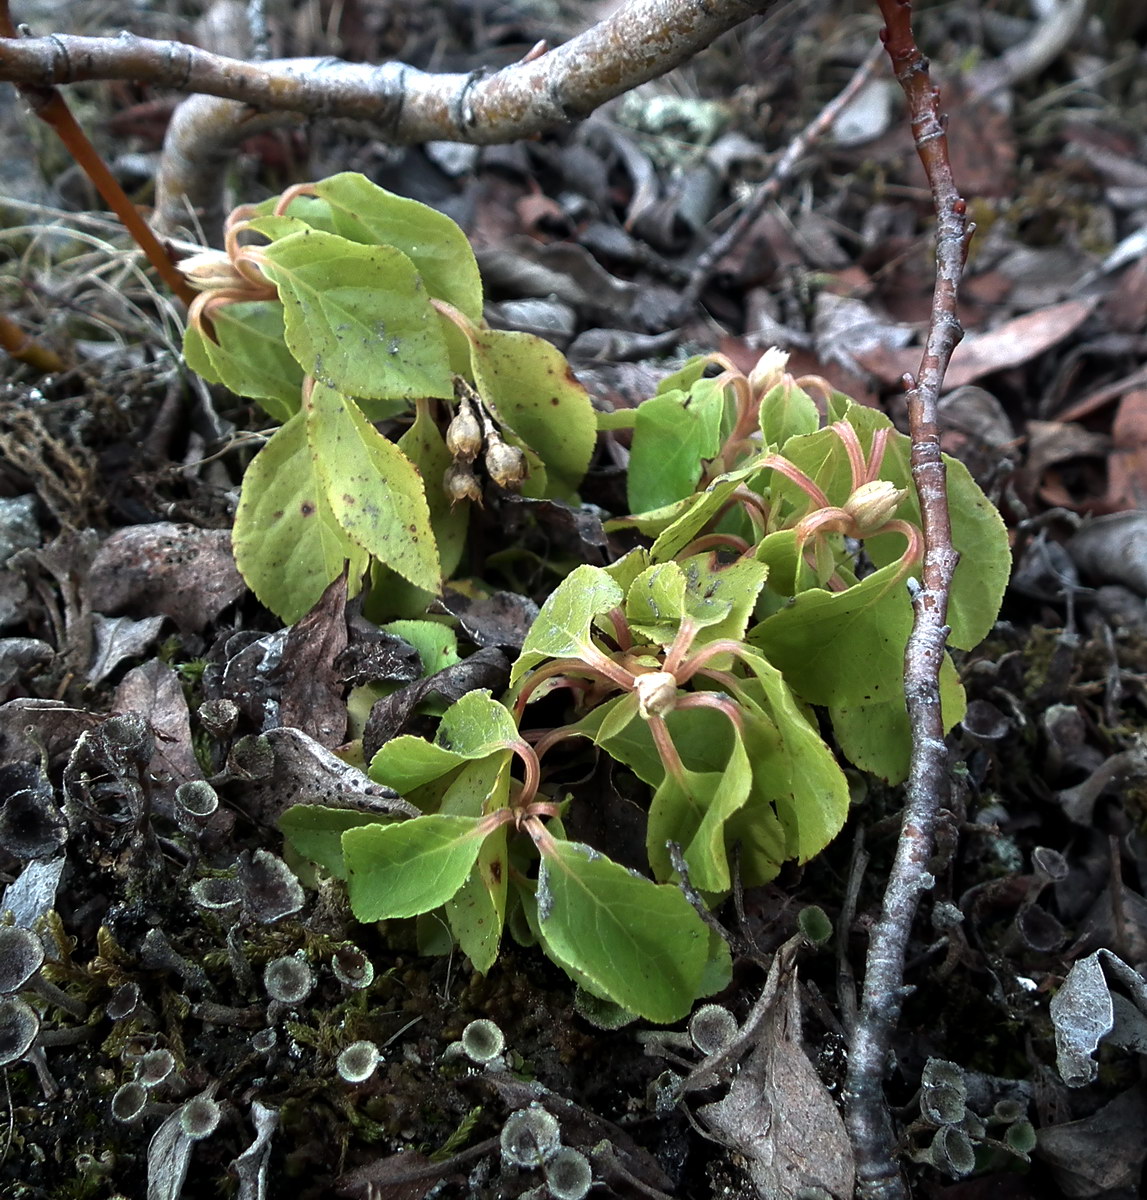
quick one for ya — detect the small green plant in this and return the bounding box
[181,171,598,622]
[181,173,1010,1023]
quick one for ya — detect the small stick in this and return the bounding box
[680,39,883,315]
[842,4,971,1199]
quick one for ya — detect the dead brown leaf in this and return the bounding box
[1104,388,1147,511]
[279,573,349,748]
[88,523,245,634]
[857,299,1097,390]
[698,948,854,1199]
[113,658,202,798]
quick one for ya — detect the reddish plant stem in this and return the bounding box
[0,311,65,373]
[0,3,194,304]
[842,4,970,1199]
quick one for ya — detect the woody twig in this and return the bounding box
[842,3,971,1197]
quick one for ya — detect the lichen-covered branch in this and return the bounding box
[842,3,970,1198]
[0,0,780,239]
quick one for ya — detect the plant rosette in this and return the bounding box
[194,178,1011,1022]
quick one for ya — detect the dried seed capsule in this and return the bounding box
[178,249,249,292]
[443,463,482,507]
[633,671,678,720]
[484,435,527,491]
[445,401,483,463]
[747,346,790,398]
[842,479,907,535]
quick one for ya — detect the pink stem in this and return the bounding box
[662,617,699,678]
[677,533,752,558]
[605,606,633,652]
[674,691,745,737]
[865,427,892,483]
[524,815,559,858]
[759,454,832,510]
[512,658,624,718]
[649,715,688,789]
[507,739,541,809]
[531,723,590,764]
[831,420,868,492]
[577,639,638,691]
[677,637,759,684]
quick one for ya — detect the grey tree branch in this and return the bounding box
[842,2,970,1197]
[0,0,781,239]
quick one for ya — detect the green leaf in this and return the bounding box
[398,398,469,581]
[257,195,339,234]
[183,301,303,421]
[343,814,487,920]
[510,565,624,685]
[748,558,913,710]
[446,824,508,973]
[580,698,737,794]
[313,173,484,321]
[758,375,820,448]
[647,467,759,561]
[535,840,709,1022]
[646,733,752,891]
[440,753,511,818]
[305,381,441,593]
[829,680,965,783]
[627,382,724,513]
[624,561,689,645]
[257,228,453,400]
[369,692,518,795]
[368,735,467,794]
[233,413,370,623]
[733,650,851,860]
[279,805,394,879]
[466,326,597,499]
[381,620,460,675]
[242,214,316,242]
[677,555,770,655]
[436,690,520,758]
[654,355,712,396]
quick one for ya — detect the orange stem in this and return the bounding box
[0,311,65,373]
[0,4,194,307]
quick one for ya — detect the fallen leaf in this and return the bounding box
[89,523,245,634]
[362,647,510,761]
[113,658,202,798]
[698,944,854,1199]
[279,573,349,748]
[1069,511,1147,593]
[1104,389,1147,511]
[435,589,541,652]
[238,726,417,828]
[88,614,166,686]
[857,299,1097,390]
[1036,1084,1147,1196]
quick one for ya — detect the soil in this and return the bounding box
[2,2,1147,1199]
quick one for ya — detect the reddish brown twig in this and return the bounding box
[842,3,971,1198]
[0,4,195,304]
